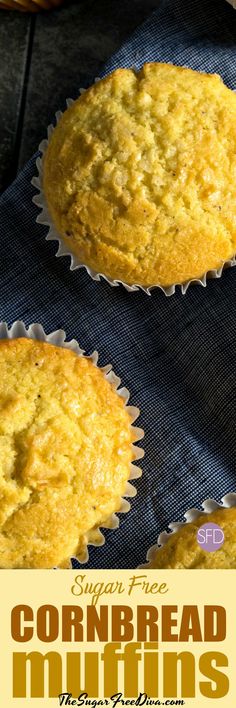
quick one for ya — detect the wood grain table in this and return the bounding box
[0,0,158,193]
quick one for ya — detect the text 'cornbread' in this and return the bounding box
[43,62,236,288]
[149,507,236,568]
[0,338,133,568]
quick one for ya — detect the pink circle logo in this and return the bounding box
[197,522,224,552]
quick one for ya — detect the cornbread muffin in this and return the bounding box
[0,0,64,11]
[0,338,133,568]
[149,508,236,568]
[43,62,236,288]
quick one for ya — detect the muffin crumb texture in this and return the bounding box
[150,507,236,568]
[0,338,133,568]
[44,62,236,287]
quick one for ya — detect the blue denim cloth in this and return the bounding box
[0,0,236,569]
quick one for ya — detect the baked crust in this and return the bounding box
[44,62,236,287]
[150,507,236,568]
[0,338,132,568]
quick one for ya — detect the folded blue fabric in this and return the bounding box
[0,0,236,569]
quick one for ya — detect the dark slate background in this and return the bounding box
[0,0,159,193]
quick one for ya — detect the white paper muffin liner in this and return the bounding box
[32,85,236,297]
[0,320,144,568]
[226,1,236,9]
[140,492,236,568]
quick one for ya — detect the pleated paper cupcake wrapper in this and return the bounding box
[0,320,144,568]
[32,85,236,296]
[140,491,236,568]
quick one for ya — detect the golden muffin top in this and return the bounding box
[43,62,236,288]
[149,507,236,569]
[0,338,133,568]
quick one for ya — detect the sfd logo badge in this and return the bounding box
[197,522,225,552]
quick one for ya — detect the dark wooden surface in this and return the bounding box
[0,0,158,193]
